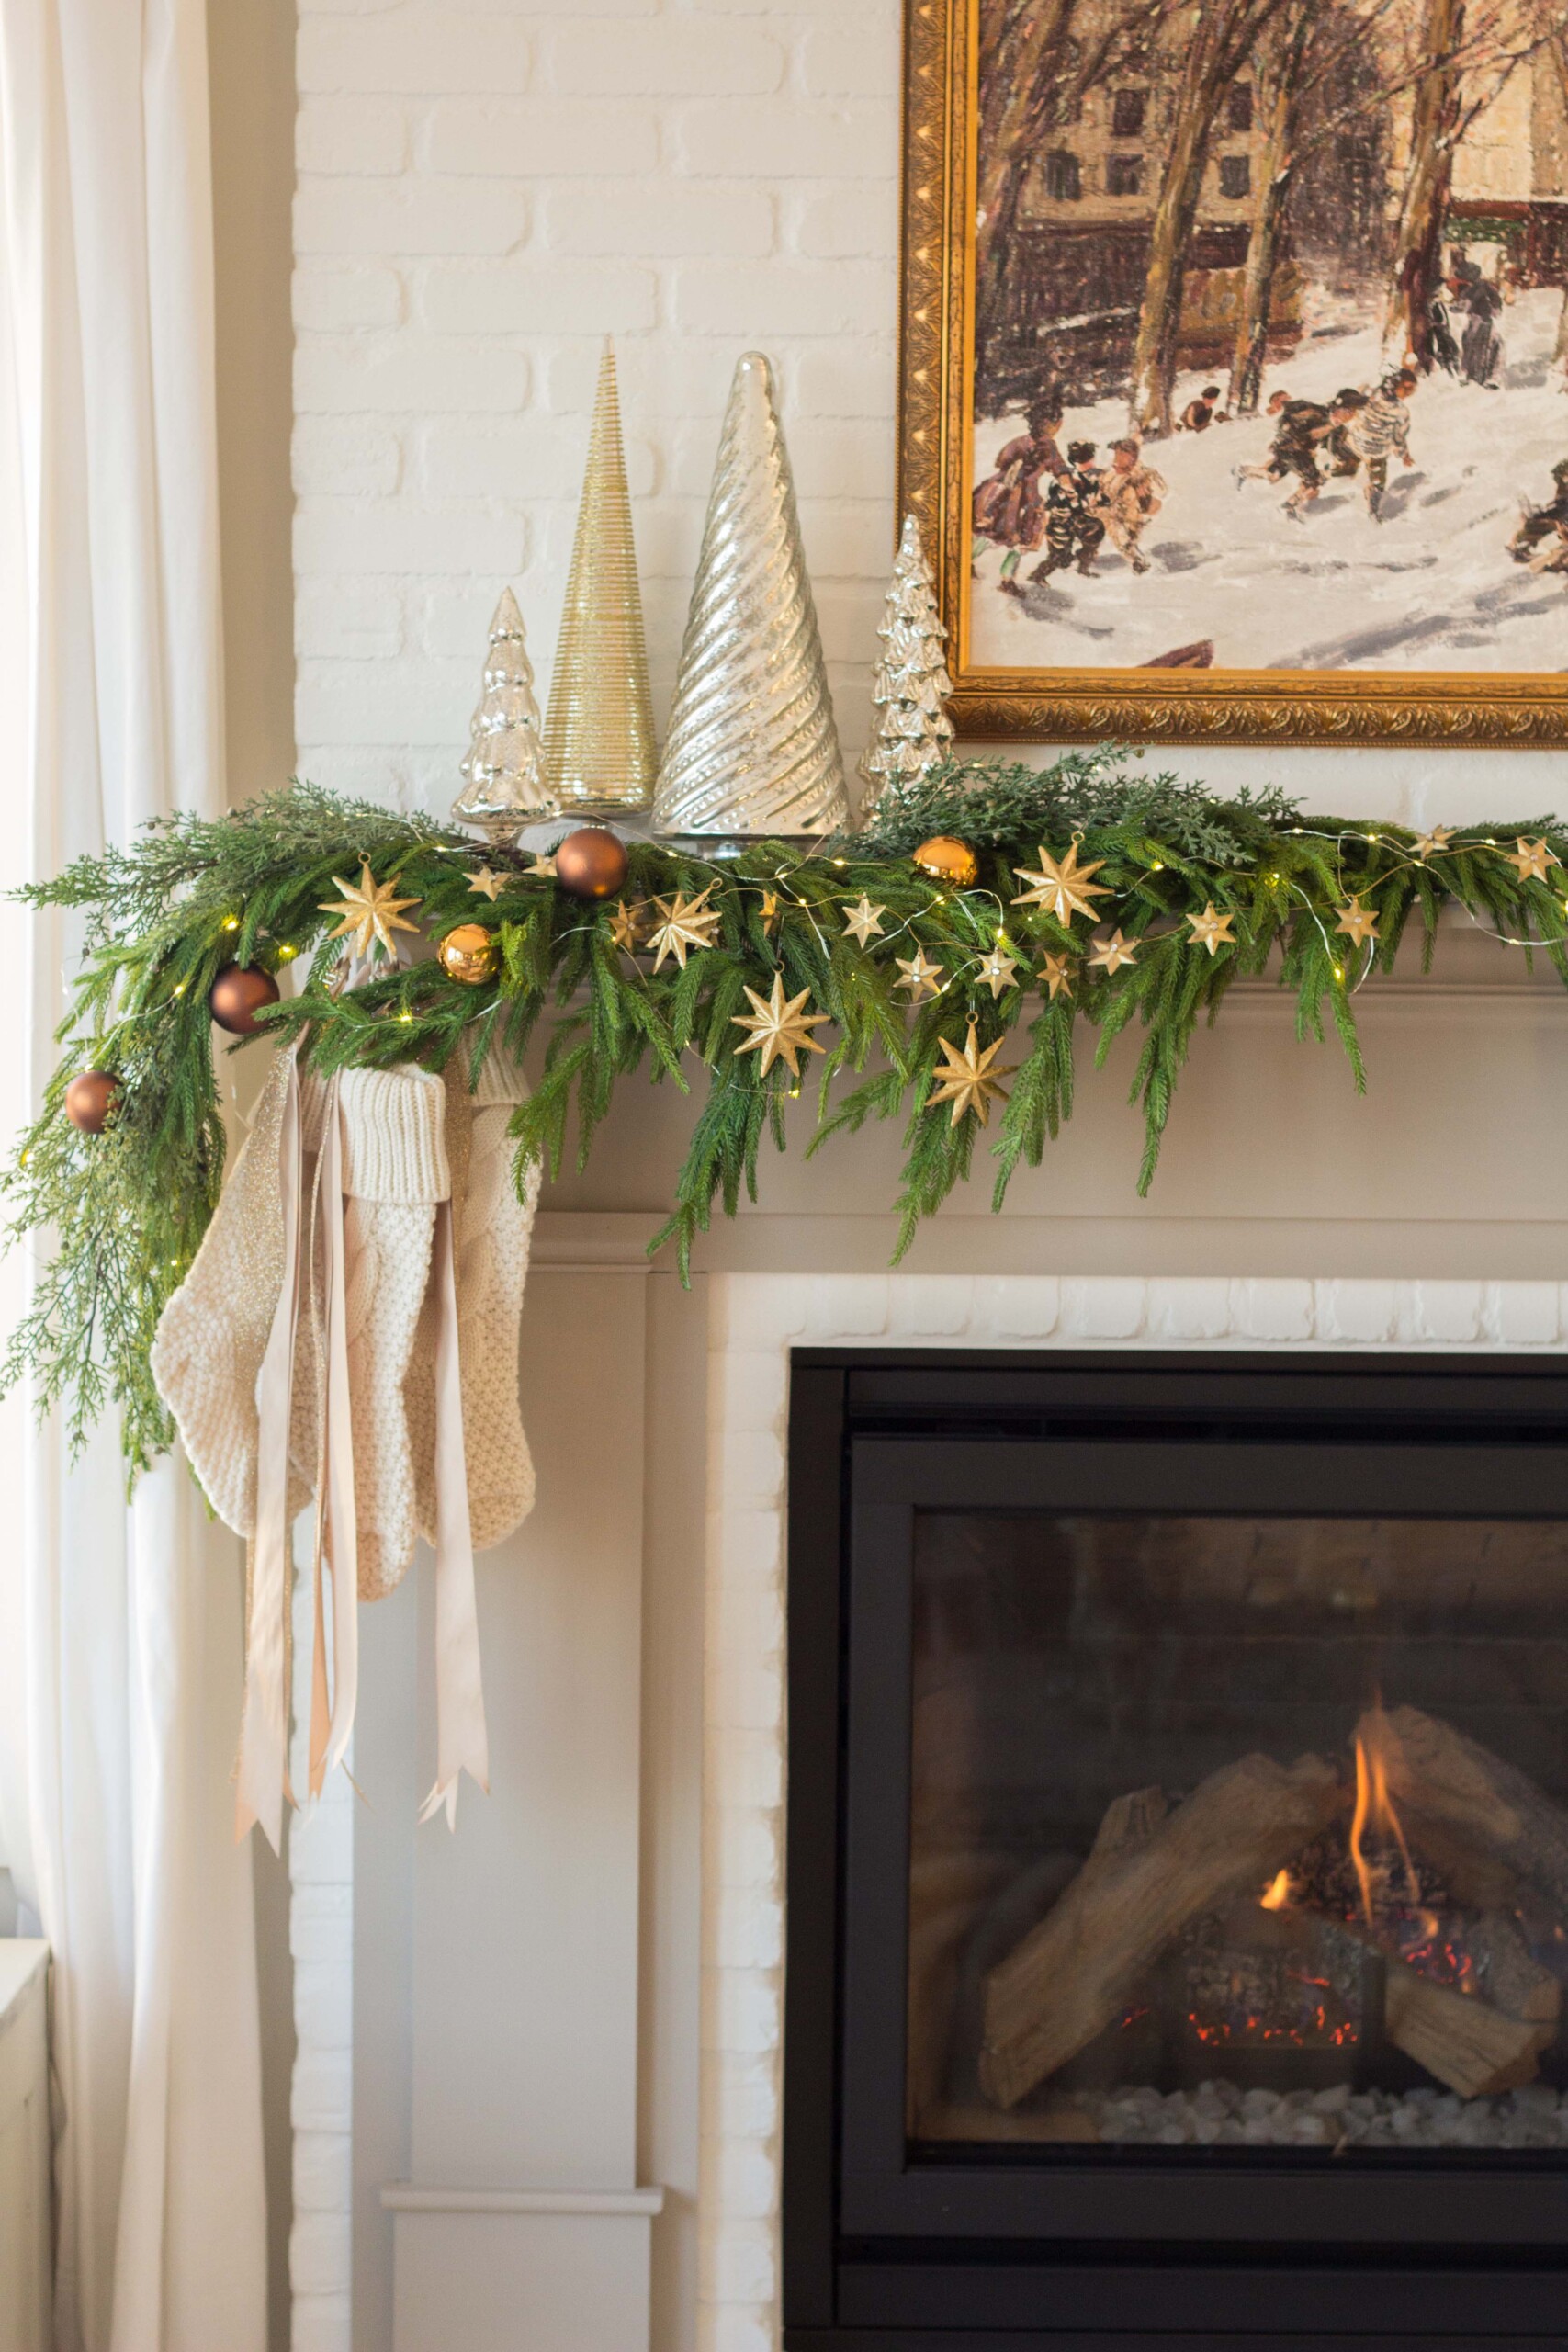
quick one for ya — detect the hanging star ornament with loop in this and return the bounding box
[758,890,782,938]
[925,1021,1018,1129]
[841,894,887,948]
[730,973,830,1079]
[1011,840,1112,924]
[1504,836,1559,883]
[467,864,505,901]
[1335,895,1379,949]
[1413,826,1454,861]
[318,863,421,962]
[1038,952,1075,1001]
[895,947,943,1002]
[1088,928,1139,976]
[647,885,721,972]
[976,944,1020,1000]
[1185,902,1237,957]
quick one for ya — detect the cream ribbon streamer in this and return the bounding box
[311,1083,360,1800]
[418,1197,490,1827]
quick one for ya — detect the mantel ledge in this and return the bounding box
[380,2182,665,2218]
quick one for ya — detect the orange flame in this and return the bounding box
[1259,1868,1292,1912]
[1349,1710,1423,1928]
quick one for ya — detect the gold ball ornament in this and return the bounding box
[209,964,281,1036]
[438,922,499,986]
[555,826,629,901]
[913,834,978,889]
[64,1070,120,1134]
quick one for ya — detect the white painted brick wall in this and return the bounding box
[293,0,902,815]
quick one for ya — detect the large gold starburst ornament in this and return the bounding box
[895,947,943,1002]
[841,894,887,948]
[925,1021,1018,1128]
[647,885,721,971]
[1335,895,1379,948]
[318,863,421,961]
[1413,826,1454,861]
[1185,902,1236,956]
[730,973,830,1078]
[1505,836,1559,883]
[1011,840,1112,924]
[976,944,1020,999]
[1038,952,1075,1001]
[1088,928,1139,976]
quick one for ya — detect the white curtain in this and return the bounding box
[0,2,267,2348]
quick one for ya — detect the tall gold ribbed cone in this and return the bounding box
[652,351,847,839]
[543,340,657,812]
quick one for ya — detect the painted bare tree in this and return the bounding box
[1227,0,1316,413]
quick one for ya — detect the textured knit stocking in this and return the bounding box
[337,1064,450,1599]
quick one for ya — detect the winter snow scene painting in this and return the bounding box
[968,0,1568,679]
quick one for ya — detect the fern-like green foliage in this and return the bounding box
[6,765,1567,1476]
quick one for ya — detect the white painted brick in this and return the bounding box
[804,1272,887,1337]
[714,1428,786,1507]
[700,2050,779,2143]
[293,421,402,499]
[546,182,774,260]
[705,1973,781,2061]
[296,335,531,413]
[291,2047,353,2132]
[793,184,897,260]
[289,2293,352,2352]
[708,1805,779,1892]
[710,1508,784,1590]
[716,1896,783,1972]
[709,1723,783,1811]
[675,98,898,180]
[712,1273,807,1351]
[1416,1281,1483,1343]
[675,260,892,338]
[294,1956,354,2052]
[294,265,404,334]
[288,1796,354,1885]
[293,2130,353,2213]
[697,2307,773,2352]
[709,1576,783,1659]
[299,15,532,96]
[886,1275,975,1336]
[296,501,528,575]
[1145,1276,1232,1340]
[290,2211,353,2299]
[705,1657,782,1734]
[551,20,784,97]
[419,580,530,659]
[1232,1278,1315,1341]
[712,2134,778,2217]
[700,2224,777,2305]
[972,1276,1060,1340]
[1486,1282,1560,1345]
[296,178,529,258]
[418,417,578,500]
[1315,1279,1397,1344]
[297,655,476,744]
[800,22,897,96]
[289,1879,354,1963]
[792,339,898,417]
[418,260,658,334]
[297,98,409,175]
[796,498,894,576]
[710,1347,787,1438]
[1061,1275,1146,1339]
[423,99,660,178]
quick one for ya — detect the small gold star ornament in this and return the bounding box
[925,1021,1018,1128]
[1088,928,1139,975]
[607,899,647,954]
[467,865,505,902]
[318,863,421,961]
[1505,836,1559,883]
[841,895,887,948]
[895,948,944,1002]
[1011,840,1112,925]
[730,974,830,1078]
[1413,826,1454,861]
[759,890,782,938]
[976,944,1020,999]
[1185,902,1237,956]
[529,852,558,880]
[1038,952,1075,1001]
[647,885,721,972]
[1335,895,1379,948]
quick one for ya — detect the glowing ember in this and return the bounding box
[1259,1869,1292,1912]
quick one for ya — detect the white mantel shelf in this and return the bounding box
[381,2185,664,2216]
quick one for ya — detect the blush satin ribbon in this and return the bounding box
[417,1197,489,1827]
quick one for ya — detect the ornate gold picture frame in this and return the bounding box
[897,0,1568,748]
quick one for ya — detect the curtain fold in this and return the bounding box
[0,1,267,2346]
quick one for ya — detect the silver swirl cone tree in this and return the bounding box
[653,351,847,838]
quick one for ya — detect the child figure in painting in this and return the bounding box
[971,394,1069,596]
[1031,441,1106,581]
[1089,438,1165,573]
[1179,385,1225,432]
[1234,388,1333,519]
[1346,370,1417,519]
[1508,459,1568,573]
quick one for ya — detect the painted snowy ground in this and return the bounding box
[971,287,1568,674]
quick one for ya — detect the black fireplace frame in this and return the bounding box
[783,1350,1568,2349]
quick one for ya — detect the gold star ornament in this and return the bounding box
[606,898,647,954]
[467,864,505,901]
[895,948,944,1002]
[318,863,421,962]
[1088,928,1139,976]
[1185,902,1237,956]
[758,890,782,938]
[529,852,558,880]
[1504,836,1559,883]
[1412,826,1454,861]
[647,885,721,972]
[1011,841,1112,925]
[1038,952,1075,1001]
[730,974,830,1078]
[976,944,1020,999]
[1335,895,1379,949]
[925,1021,1018,1128]
[841,895,887,949]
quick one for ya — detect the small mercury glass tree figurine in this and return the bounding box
[858,514,954,822]
[452,586,556,845]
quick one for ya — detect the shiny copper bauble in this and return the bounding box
[912,834,979,889]
[554,826,630,901]
[209,964,281,1035]
[64,1070,120,1134]
[438,922,499,986]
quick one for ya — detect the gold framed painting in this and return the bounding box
[897,0,1568,747]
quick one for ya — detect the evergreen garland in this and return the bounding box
[6,754,1567,1475]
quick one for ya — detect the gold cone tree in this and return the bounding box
[652,351,847,839]
[452,586,556,843]
[542,339,657,813]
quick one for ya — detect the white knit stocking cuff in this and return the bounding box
[339,1065,451,1203]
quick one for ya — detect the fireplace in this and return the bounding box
[783,1351,1568,2346]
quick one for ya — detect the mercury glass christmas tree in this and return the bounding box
[858,514,953,822]
[452,587,555,843]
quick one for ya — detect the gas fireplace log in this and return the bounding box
[1382,1964,1555,2098]
[1359,1705,1568,1917]
[978,1754,1342,2109]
